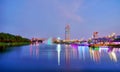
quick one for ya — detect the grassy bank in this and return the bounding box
[0,42,30,53]
[0,42,30,47]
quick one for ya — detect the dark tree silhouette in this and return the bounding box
[0,32,30,43]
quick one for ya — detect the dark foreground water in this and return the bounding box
[0,43,120,72]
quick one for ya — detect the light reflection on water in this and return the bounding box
[1,43,120,72]
[29,43,120,63]
[29,43,120,65]
[57,44,61,66]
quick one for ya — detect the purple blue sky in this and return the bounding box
[0,0,120,39]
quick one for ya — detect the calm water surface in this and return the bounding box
[0,43,120,72]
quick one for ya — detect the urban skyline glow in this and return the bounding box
[0,0,120,39]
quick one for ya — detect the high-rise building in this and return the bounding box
[65,24,70,40]
[93,32,98,44]
[93,32,98,39]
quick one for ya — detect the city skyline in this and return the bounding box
[0,0,120,39]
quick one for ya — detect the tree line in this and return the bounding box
[0,32,30,43]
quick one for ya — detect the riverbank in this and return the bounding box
[0,42,30,53]
[0,42,30,47]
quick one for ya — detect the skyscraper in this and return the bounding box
[65,24,70,40]
[93,32,98,44]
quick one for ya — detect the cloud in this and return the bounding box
[54,0,83,23]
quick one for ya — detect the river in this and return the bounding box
[0,43,120,72]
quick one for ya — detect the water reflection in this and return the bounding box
[72,45,78,59]
[71,44,120,62]
[1,44,120,72]
[89,47,100,62]
[89,46,119,62]
[78,46,86,60]
[65,45,71,65]
[30,43,39,58]
[57,44,61,66]
[108,48,117,62]
[71,45,89,60]
[29,43,120,65]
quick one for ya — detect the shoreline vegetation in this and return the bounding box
[0,32,30,48]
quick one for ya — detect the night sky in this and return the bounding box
[0,0,120,39]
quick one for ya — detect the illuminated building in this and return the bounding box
[93,32,98,44]
[65,24,70,40]
[93,32,98,39]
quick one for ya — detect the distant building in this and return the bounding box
[65,24,70,40]
[92,32,99,44]
[93,32,98,39]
